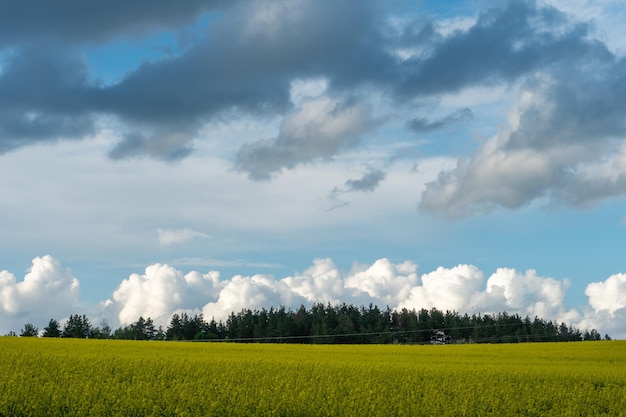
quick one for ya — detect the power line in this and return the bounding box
[183,320,621,343]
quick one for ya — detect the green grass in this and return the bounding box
[1,338,624,416]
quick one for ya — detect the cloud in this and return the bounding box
[0,256,81,332]
[0,0,379,159]
[3,0,626,216]
[0,45,95,152]
[393,0,601,98]
[157,228,208,246]
[345,168,387,192]
[585,273,626,316]
[344,259,419,306]
[578,273,626,337]
[108,130,194,161]
[94,0,381,161]
[420,55,626,217]
[407,108,473,133]
[398,264,485,312]
[325,166,387,210]
[485,268,576,321]
[2,256,626,338]
[104,263,222,327]
[0,0,228,45]
[234,96,374,180]
[290,78,329,105]
[6,1,581,160]
[202,274,308,321]
[280,258,348,305]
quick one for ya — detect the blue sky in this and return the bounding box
[1,0,625,337]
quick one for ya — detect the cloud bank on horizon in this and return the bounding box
[1,0,625,216]
[1,256,625,338]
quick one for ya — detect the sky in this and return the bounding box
[1,0,625,337]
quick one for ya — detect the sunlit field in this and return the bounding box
[1,338,624,416]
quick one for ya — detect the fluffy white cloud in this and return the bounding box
[0,255,80,333]
[3,256,626,339]
[202,274,308,321]
[103,258,597,334]
[576,273,626,337]
[281,258,346,304]
[346,259,419,306]
[585,273,626,315]
[484,268,578,322]
[104,263,222,327]
[399,264,485,312]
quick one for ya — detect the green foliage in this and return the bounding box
[583,329,603,341]
[165,313,214,341]
[114,316,156,340]
[62,314,92,338]
[13,305,608,344]
[42,319,61,338]
[182,304,598,344]
[20,323,39,337]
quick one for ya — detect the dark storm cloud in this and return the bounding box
[0,45,95,151]
[96,0,382,159]
[394,0,608,98]
[0,45,92,113]
[101,0,382,117]
[408,108,473,133]
[98,47,292,126]
[0,0,228,44]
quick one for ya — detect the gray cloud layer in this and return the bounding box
[419,57,626,218]
[1,0,625,214]
[0,0,225,44]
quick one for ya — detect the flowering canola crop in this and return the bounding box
[0,338,624,416]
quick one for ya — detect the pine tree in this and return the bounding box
[42,319,61,337]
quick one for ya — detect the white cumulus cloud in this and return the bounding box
[578,273,626,337]
[399,264,485,312]
[2,256,626,339]
[484,268,578,322]
[345,259,419,306]
[585,273,626,315]
[104,263,222,327]
[103,258,593,334]
[0,255,80,333]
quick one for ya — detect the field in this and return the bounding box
[0,338,624,416]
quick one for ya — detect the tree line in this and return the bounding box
[13,303,610,343]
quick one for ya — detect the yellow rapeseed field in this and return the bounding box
[0,337,624,416]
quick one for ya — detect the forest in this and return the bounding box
[15,303,610,343]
